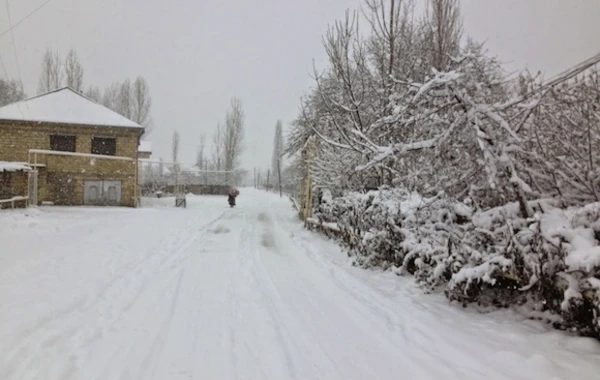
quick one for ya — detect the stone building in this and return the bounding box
[0,88,144,207]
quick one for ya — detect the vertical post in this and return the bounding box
[266,169,270,192]
[32,152,38,207]
[26,151,31,206]
[204,162,208,187]
[134,158,138,208]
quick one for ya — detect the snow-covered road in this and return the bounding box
[1,190,599,380]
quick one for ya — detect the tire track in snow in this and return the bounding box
[1,210,226,380]
[247,212,299,380]
[253,211,358,379]
[270,209,510,379]
[94,212,227,380]
[256,208,449,379]
[135,266,186,380]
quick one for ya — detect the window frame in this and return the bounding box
[49,134,76,152]
[91,136,117,156]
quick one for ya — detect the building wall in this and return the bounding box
[0,121,142,207]
[0,170,29,208]
[0,170,28,197]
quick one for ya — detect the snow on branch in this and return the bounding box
[412,70,461,103]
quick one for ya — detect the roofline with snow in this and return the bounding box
[0,87,144,130]
[23,86,91,102]
[0,117,145,132]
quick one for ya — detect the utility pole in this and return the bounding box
[266,169,270,192]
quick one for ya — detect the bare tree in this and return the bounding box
[102,82,120,110]
[196,133,206,168]
[132,76,152,136]
[426,0,463,70]
[0,78,25,106]
[85,85,102,103]
[37,49,63,94]
[116,79,132,119]
[64,49,84,92]
[100,77,153,131]
[223,97,246,182]
[271,120,285,196]
[211,123,223,170]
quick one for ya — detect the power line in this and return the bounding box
[4,0,27,116]
[0,0,55,39]
[0,52,25,117]
[5,0,24,85]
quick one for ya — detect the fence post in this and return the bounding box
[32,170,38,207]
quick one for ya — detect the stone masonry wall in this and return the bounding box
[0,121,142,207]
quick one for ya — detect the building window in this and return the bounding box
[91,137,117,156]
[50,135,76,152]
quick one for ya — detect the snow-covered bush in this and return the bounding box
[315,189,600,338]
[315,188,412,268]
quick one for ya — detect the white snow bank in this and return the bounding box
[0,161,31,172]
[538,204,600,272]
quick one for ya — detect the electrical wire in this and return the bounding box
[4,0,28,115]
[0,0,55,39]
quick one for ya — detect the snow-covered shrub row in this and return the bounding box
[313,190,600,338]
[284,0,600,338]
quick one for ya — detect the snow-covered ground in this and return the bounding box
[1,189,598,380]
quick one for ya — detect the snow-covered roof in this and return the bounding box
[0,161,31,172]
[138,140,151,153]
[0,87,142,129]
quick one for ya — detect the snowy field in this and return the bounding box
[1,189,599,380]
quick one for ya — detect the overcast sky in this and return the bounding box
[0,0,598,170]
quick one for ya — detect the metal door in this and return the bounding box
[84,180,103,205]
[103,181,121,205]
[84,180,122,205]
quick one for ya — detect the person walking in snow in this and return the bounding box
[228,188,239,207]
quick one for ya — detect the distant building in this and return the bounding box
[0,87,144,207]
[138,140,151,159]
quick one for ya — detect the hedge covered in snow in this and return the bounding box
[310,189,600,339]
